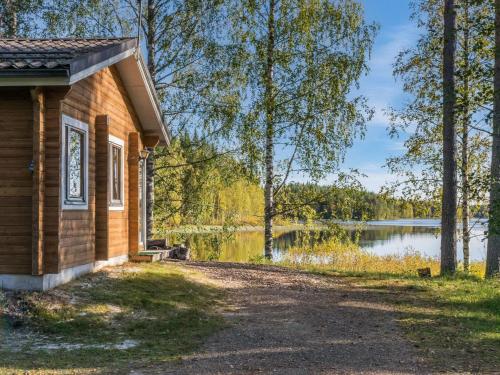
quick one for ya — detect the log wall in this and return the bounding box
[0,88,33,274]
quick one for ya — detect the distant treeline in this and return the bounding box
[277,183,439,223]
[153,137,440,232]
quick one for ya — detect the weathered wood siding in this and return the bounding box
[55,66,144,270]
[43,87,68,273]
[0,88,33,274]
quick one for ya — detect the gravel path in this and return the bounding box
[139,262,428,375]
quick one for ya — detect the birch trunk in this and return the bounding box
[486,0,500,277]
[145,0,156,240]
[441,0,458,274]
[264,0,276,259]
[461,0,470,272]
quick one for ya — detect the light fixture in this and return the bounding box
[139,148,150,161]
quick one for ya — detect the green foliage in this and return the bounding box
[387,0,493,205]
[225,0,377,182]
[40,0,128,37]
[153,133,264,233]
[0,0,43,37]
[153,150,439,229]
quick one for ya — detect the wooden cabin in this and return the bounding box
[0,38,169,290]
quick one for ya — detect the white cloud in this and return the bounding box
[359,22,420,127]
[358,171,399,192]
[369,23,419,72]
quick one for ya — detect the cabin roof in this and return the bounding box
[0,38,134,71]
[0,38,169,144]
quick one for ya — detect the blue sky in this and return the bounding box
[334,0,420,192]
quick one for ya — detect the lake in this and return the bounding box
[168,219,489,263]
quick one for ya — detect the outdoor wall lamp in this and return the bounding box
[139,148,151,161]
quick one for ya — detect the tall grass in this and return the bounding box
[275,236,485,277]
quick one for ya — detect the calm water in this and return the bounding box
[169,219,489,263]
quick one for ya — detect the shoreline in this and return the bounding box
[163,224,322,234]
[161,217,488,235]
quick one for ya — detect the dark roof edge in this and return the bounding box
[136,52,170,144]
[0,37,135,41]
[0,38,169,144]
[70,38,137,78]
[0,68,69,78]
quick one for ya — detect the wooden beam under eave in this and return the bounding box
[128,132,140,257]
[30,87,45,276]
[143,134,160,148]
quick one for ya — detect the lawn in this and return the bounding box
[0,263,225,374]
[264,235,499,370]
[1,260,498,374]
[305,267,500,372]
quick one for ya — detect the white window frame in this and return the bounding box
[108,134,125,211]
[61,114,89,210]
[138,159,147,249]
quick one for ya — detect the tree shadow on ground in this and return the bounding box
[333,273,500,373]
[160,262,499,374]
[0,264,224,374]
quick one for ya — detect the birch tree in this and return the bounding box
[27,0,238,238]
[0,0,43,36]
[225,0,376,258]
[441,0,458,274]
[133,0,238,238]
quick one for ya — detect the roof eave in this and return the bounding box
[0,69,69,86]
[136,53,170,146]
[116,54,170,146]
[68,39,137,84]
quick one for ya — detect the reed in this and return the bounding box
[273,237,485,277]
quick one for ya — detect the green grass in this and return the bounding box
[289,265,500,372]
[0,263,225,374]
[263,235,499,370]
[1,259,498,373]
[363,275,499,372]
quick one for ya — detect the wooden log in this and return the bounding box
[147,238,167,249]
[31,87,45,276]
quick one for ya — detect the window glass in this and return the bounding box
[108,136,124,210]
[61,115,88,210]
[67,128,84,200]
[111,144,122,201]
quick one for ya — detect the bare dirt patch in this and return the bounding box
[141,261,429,375]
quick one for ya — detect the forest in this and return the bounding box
[0,0,498,274]
[152,134,439,230]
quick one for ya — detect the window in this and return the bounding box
[108,135,125,210]
[61,115,89,210]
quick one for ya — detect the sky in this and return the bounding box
[332,0,420,192]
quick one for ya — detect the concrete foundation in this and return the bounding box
[0,254,129,291]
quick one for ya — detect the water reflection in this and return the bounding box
[168,220,488,263]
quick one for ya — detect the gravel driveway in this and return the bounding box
[138,262,428,375]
